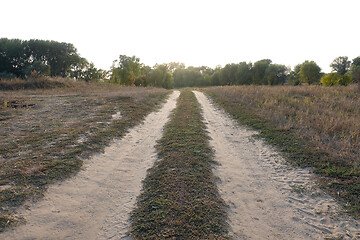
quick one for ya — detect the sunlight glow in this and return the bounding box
[2,0,359,72]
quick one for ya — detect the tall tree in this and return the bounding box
[287,64,301,85]
[149,64,173,89]
[252,59,272,85]
[351,56,360,89]
[220,64,238,85]
[111,55,141,85]
[330,56,351,75]
[0,38,27,77]
[264,64,287,85]
[0,38,86,78]
[299,61,322,84]
[235,62,252,85]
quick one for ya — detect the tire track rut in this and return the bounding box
[194,90,360,240]
[2,91,180,240]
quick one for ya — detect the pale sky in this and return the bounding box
[2,0,359,72]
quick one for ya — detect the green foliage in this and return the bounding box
[0,38,100,80]
[110,55,141,85]
[287,64,301,85]
[265,64,288,85]
[330,56,351,76]
[299,60,322,84]
[173,66,213,88]
[350,57,360,85]
[252,59,272,85]
[210,70,221,86]
[321,73,353,86]
[320,73,339,86]
[235,62,252,85]
[148,64,173,89]
[0,38,27,77]
[220,63,238,85]
[338,73,353,85]
[24,60,51,77]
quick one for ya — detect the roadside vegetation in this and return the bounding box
[204,84,360,216]
[0,80,168,231]
[130,90,228,239]
[2,38,360,90]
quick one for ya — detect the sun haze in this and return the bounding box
[2,0,359,72]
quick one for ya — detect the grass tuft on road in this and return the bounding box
[130,90,229,239]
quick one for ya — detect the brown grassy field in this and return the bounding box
[0,79,168,231]
[204,84,360,215]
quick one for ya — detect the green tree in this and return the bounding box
[321,73,353,86]
[287,64,301,85]
[210,70,221,86]
[235,62,252,85]
[299,61,321,84]
[330,56,351,76]
[149,64,173,89]
[0,38,28,77]
[264,64,287,85]
[167,62,185,73]
[252,59,272,85]
[173,68,186,88]
[320,73,339,86]
[110,55,141,85]
[24,60,51,77]
[350,57,360,89]
[135,64,152,86]
[220,64,238,85]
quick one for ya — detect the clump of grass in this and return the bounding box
[0,83,169,232]
[204,85,360,216]
[130,90,229,239]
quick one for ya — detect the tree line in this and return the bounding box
[1,38,359,88]
[0,38,105,81]
[109,56,360,88]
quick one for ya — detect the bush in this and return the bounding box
[320,73,338,86]
[338,73,353,86]
[320,73,353,86]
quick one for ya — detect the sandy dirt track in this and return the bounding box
[2,91,180,240]
[194,91,360,240]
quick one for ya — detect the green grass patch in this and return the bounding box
[204,88,360,217]
[130,90,229,239]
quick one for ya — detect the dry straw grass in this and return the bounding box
[0,79,168,231]
[207,84,360,169]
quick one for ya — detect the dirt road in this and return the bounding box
[194,91,360,240]
[2,91,180,240]
[2,89,359,239]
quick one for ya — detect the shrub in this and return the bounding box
[338,73,353,86]
[320,73,339,86]
[320,73,353,86]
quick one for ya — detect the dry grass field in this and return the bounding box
[205,84,360,215]
[0,79,168,231]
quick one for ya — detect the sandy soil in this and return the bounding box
[194,91,360,240]
[1,91,180,240]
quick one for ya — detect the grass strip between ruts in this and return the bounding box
[204,89,360,217]
[130,90,229,239]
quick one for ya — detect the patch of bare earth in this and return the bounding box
[1,91,179,239]
[194,91,360,240]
